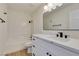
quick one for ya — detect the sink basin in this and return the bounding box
[42,34,56,38]
[56,38,70,42]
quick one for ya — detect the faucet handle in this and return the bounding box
[56,34,59,37]
[64,35,70,39]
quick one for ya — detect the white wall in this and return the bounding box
[0,4,8,55]
[32,6,43,34]
[32,5,58,35]
[4,7,32,54]
[32,4,79,39]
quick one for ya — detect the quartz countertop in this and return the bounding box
[33,34,79,52]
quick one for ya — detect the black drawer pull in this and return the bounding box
[33,39,35,40]
[46,52,49,55]
[49,54,52,56]
[33,53,35,56]
[33,45,35,47]
[46,52,52,56]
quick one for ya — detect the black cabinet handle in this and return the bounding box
[33,45,35,47]
[46,52,52,56]
[33,53,35,56]
[33,39,35,40]
[46,52,49,55]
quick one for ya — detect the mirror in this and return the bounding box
[43,3,79,31]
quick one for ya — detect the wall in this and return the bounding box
[32,6,43,34]
[32,5,60,35]
[4,7,32,54]
[0,3,8,55]
[32,4,79,40]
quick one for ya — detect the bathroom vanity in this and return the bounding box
[32,34,79,56]
[32,3,79,56]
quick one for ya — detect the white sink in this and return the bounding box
[45,35,56,38]
[56,38,70,42]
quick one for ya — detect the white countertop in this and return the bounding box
[33,34,79,51]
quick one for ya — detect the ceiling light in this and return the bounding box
[44,5,48,10]
[44,5,49,12]
[44,3,63,12]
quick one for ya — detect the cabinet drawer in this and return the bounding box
[51,44,79,56]
[32,37,55,56]
[32,44,48,56]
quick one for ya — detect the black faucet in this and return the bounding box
[56,32,69,38]
[58,32,63,38]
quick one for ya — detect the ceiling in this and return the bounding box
[7,3,43,14]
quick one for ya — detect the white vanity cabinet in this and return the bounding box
[32,36,79,56]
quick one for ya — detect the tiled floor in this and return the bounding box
[5,49,32,56]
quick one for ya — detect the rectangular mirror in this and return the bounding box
[43,3,79,31]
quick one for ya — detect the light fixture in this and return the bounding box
[44,5,48,10]
[48,3,56,10]
[44,3,63,12]
[57,3,63,7]
[44,5,49,12]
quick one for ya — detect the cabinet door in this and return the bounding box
[32,37,39,56]
[36,39,54,56]
[38,38,79,56]
[32,37,47,56]
[51,44,79,56]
